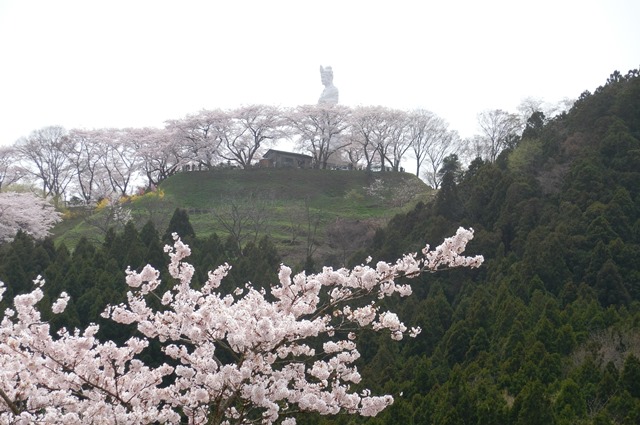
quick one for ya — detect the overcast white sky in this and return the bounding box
[0,0,638,147]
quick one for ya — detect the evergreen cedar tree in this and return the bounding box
[0,69,639,423]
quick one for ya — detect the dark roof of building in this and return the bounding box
[263,149,313,160]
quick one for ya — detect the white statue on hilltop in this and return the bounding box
[318,65,339,104]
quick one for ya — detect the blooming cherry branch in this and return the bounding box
[0,227,482,424]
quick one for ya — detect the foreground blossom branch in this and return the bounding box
[0,227,482,424]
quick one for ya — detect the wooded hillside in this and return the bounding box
[337,69,640,424]
[1,69,639,424]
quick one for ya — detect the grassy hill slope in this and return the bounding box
[54,168,431,265]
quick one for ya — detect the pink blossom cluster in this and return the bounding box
[0,228,482,424]
[0,192,61,242]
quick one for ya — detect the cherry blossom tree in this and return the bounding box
[220,105,285,169]
[378,108,410,172]
[407,110,460,189]
[67,129,111,204]
[0,228,482,424]
[408,109,440,176]
[286,105,352,169]
[350,106,407,172]
[0,192,61,241]
[131,127,185,189]
[349,106,384,171]
[166,109,225,170]
[100,128,142,196]
[344,142,366,170]
[0,146,22,191]
[475,109,522,162]
[14,126,75,206]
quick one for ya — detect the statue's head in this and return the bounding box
[320,65,333,86]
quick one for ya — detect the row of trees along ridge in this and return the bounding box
[3,102,553,207]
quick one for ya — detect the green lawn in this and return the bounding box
[53,168,432,264]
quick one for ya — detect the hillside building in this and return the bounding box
[260,149,313,168]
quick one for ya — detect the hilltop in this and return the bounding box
[53,168,430,265]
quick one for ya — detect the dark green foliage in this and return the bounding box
[0,231,55,308]
[522,111,546,140]
[163,208,196,243]
[621,354,640,398]
[140,221,166,269]
[224,236,281,291]
[511,380,555,425]
[433,154,463,220]
[596,259,631,306]
[139,220,160,246]
[553,379,587,425]
[333,69,640,425]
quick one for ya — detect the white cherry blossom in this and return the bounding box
[0,228,482,424]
